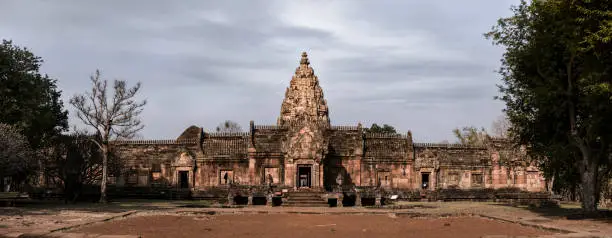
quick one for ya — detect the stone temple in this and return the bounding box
[110,52,546,205]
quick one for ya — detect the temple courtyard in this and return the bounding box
[1,201,611,238]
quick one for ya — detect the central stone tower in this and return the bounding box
[278,52,330,125]
[279,52,330,189]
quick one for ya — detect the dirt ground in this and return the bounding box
[74,214,552,238]
[2,201,610,237]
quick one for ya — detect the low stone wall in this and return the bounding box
[27,185,553,207]
[353,187,551,204]
[426,188,551,204]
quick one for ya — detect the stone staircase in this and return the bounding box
[283,190,329,207]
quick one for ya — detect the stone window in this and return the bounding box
[516,171,527,184]
[220,170,233,185]
[264,168,279,185]
[447,172,460,186]
[138,169,149,186]
[527,172,538,186]
[471,173,484,187]
[126,170,138,185]
[377,171,391,187]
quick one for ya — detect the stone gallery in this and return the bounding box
[110,52,546,204]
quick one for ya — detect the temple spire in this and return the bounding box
[279,51,330,126]
[300,51,309,66]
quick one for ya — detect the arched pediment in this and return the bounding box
[172,152,194,167]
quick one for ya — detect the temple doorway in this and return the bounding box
[421,172,430,189]
[179,171,189,189]
[297,165,311,188]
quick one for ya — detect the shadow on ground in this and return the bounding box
[0,199,211,216]
[492,202,612,223]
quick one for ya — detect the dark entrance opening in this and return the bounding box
[297,165,311,188]
[179,171,189,189]
[342,194,356,207]
[272,196,283,206]
[361,197,376,206]
[233,195,248,205]
[252,197,267,205]
[421,172,430,189]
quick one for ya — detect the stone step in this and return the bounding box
[284,200,329,204]
[286,193,324,197]
[283,191,328,207]
[285,199,328,204]
[286,193,323,197]
[288,196,324,200]
[283,203,329,207]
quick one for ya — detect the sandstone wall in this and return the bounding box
[110,132,546,193]
[111,140,200,187]
[360,133,413,189]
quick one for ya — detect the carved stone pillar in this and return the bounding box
[337,193,344,207]
[285,162,295,188]
[227,192,234,206]
[313,163,320,188]
[319,162,324,188]
[375,193,382,206]
[248,195,253,206]
[248,148,256,185]
[267,193,274,207]
[355,192,362,207]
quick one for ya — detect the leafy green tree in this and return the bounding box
[486,0,612,212]
[215,120,242,133]
[364,123,397,134]
[0,40,68,149]
[452,126,489,146]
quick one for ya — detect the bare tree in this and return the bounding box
[452,126,489,146]
[69,70,146,203]
[491,115,510,138]
[0,123,35,191]
[215,120,242,133]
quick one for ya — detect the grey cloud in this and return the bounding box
[332,80,495,105]
[0,0,516,142]
[329,57,494,79]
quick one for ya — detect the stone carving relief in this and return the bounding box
[415,149,438,169]
[285,126,327,162]
[279,52,330,162]
[172,152,193,167]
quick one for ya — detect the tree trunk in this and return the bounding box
[579,155,599,213]
[99,145,108,203]
[547,174,555,196]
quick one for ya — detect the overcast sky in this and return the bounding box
[0,1,518,142]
